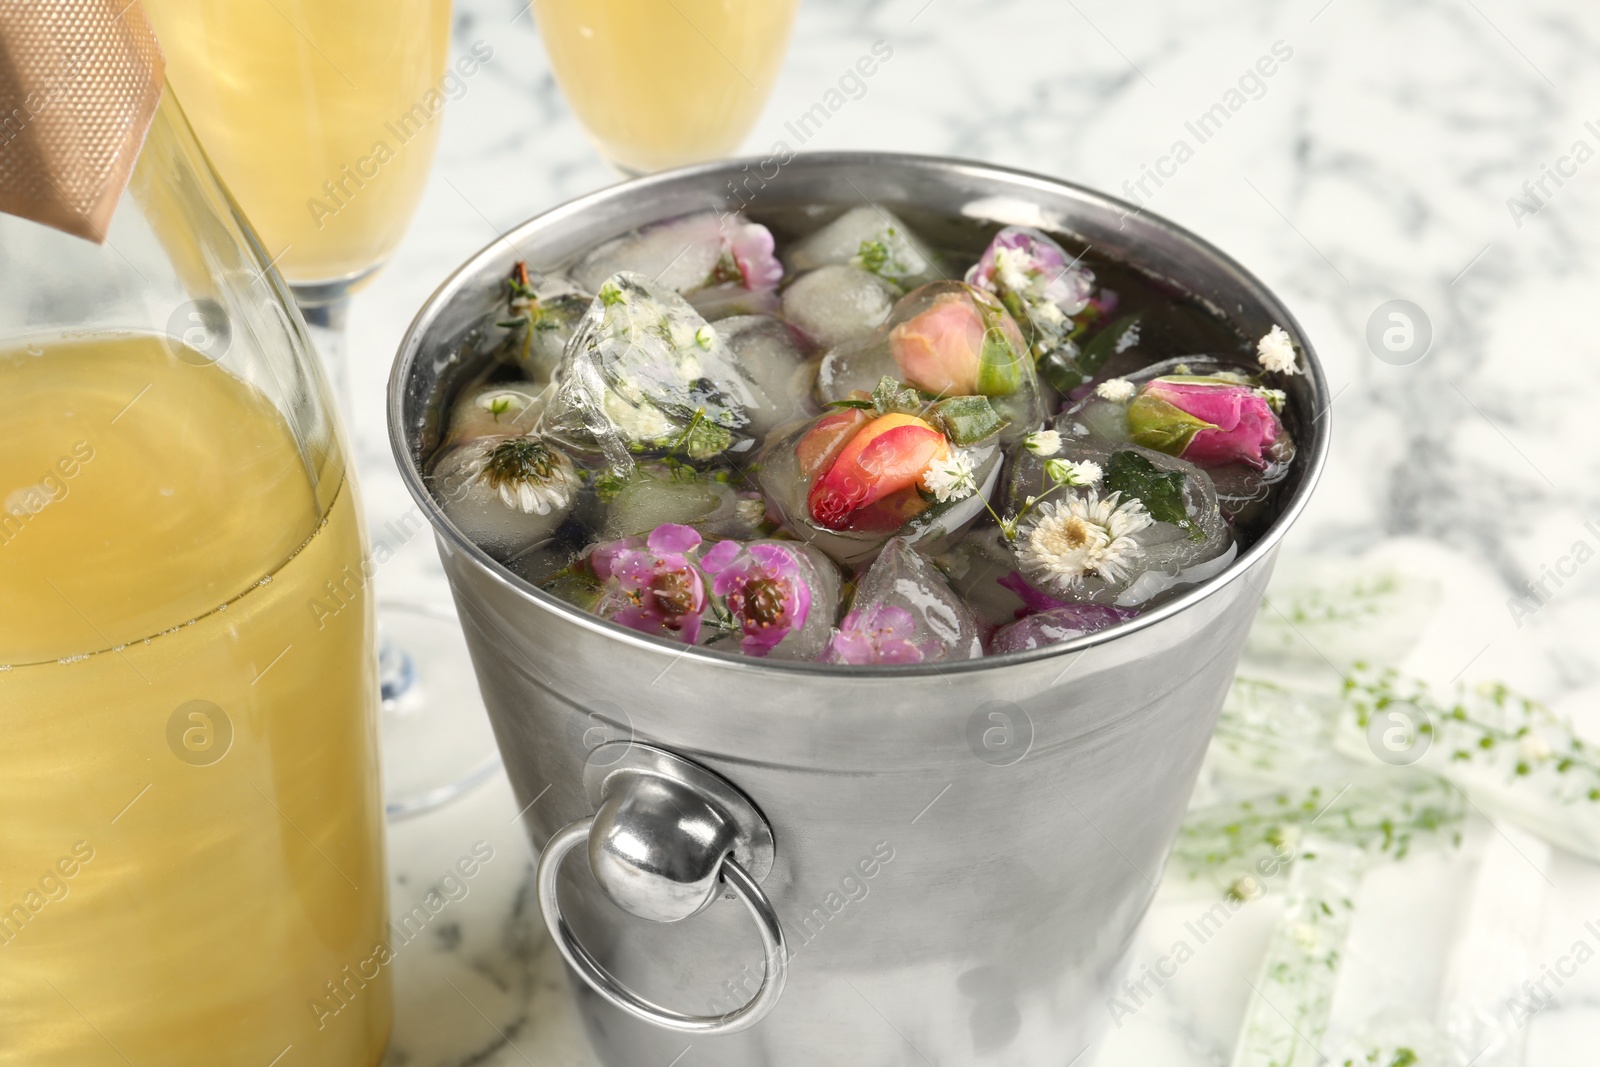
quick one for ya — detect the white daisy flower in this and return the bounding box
[475,437,580,515]
[1256,324,1301,375]
[1017,489,1151,587]
[921,449,979,503]
[1023,430,1062,456]
[1044,458,1102,487]
[1095,378,1136,403]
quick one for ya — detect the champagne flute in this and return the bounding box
[533,0,799,174]
[143,0,503,818]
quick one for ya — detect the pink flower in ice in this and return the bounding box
[588,523,707,643]
[701,540,813,657]
[966,226,1094,320]
[823,602,940,665]
[1128,377,1283,470]
[724,220,784,290]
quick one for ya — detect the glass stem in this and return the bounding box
[298,297,354,429]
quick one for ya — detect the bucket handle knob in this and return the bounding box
[534,742,788,1035]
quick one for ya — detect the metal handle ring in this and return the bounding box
[536,816,789,1035]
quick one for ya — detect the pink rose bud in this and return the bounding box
[1127,377,1282,470]
[888,289,1027,397]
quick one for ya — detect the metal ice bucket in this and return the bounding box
[389,154,1328,1066]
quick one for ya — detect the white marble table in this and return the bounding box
[346,1,1600,1063]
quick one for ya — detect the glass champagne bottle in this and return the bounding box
[0,4,389,1063]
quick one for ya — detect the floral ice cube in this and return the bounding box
[780,264,899,350]
[787,205,942,289]
[536,272,780,468]
[580,523,713,644]
[427,434,579,560]
[989,602,1133,653]
[500,265,590,385]
[816,282,1045,441]
[572,211,783,298]
[444,381,544,444]
[599,462,768,542]
[1059,359,1296,526]
[759,392,1002,566]
[821,538,984,664]
[701,538,841,659]
[1004,437,1233,608]
[965,226,1095,379]
[713,314,817,438]
[1129,376,1285,470]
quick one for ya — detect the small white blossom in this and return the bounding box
[1095,378,1136,403]
[1045,458,1102,487]
[695,324,716,348]
[1023,430,1062,456]
[1290,922,1321,953]
[1114,322,1141,354]
[667,317,701,350]
[1254,386,1287,410]
[1230,875,1265,902]
[1033,299,1066,326]
[921,449,979,503]
[1257,324,1301,375]
[1519,733,1554,763]
[992,245,1039,295]
[1017,489,1151,588]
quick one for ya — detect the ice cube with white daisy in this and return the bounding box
[427,434,580,561]
[1003,436,1233,608]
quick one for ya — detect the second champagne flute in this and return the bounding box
[143,0,503,817]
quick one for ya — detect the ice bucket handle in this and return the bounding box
[534,742,789,1035]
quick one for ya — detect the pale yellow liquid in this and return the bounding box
[534,0,798,173]
[144,0,452,285]
[0,336,388,1065]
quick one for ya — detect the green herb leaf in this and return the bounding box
[824,398,877,411]
[854,238,892,276]
[1104,449,1203,541]
[929,395,1004,445]
[870,376,923,416]
[1077,311,1143,379]
[1038,346,1088,393]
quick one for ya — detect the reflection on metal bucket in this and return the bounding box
[389,153,1329,1066]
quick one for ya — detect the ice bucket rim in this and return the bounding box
[387,151,1329,677]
